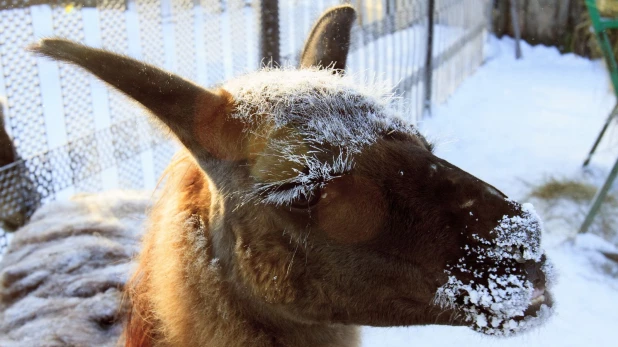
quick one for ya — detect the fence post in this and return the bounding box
[259,0,280,66]
[487,0,495,41]
[423,0,435,116]
[510,0,522,59]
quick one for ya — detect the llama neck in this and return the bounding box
[134,156,359,347]
[183,217,361,347]
[198,275,360,347]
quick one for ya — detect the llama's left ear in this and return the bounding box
[30,39,245,162]
[299,5,356,71]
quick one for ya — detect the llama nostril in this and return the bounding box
[515,245,527,263]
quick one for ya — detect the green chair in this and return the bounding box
[580,0,618,233]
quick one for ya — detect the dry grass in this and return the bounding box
[573,0,618,60]
[560,1,618,60]
[529,178,600,202]
[599,0,618,17]
[526,177,618,244]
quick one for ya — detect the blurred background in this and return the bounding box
[0,0,617,346]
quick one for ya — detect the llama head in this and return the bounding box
[30,5,553,336]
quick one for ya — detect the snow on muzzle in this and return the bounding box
[434,202,555,336]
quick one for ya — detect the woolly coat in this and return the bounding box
[0,191,149,346]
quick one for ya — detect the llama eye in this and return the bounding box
[290,187,322,209]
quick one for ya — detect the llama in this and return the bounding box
[0,191,148,346]
[0,100,22,231]
[0,100,41,231]
[0,101,15,169]
[25,5,553,346]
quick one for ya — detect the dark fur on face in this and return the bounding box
[29,5,553,346]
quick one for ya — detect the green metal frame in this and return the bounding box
[580,0,618,233]
[583,0,618,166]
[586,0,618,92]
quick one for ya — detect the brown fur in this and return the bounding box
[126,153,359,347]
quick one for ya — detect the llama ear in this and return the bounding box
[299,5,356,71]
[29,39,244,161]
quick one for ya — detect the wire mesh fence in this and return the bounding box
[0,0,490,254]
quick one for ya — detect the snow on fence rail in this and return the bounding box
[0,0,489,253]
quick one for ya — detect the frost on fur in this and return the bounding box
[224,67,420,206]
[492,203,543,262]
[434,201,555,336]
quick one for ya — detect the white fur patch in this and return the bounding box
[224,68,421,206]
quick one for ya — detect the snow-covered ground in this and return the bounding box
[362,37,618,347]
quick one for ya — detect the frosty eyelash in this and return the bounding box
[224,67,421,208]
[253,153,353,207]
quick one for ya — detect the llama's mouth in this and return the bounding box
[524,285,553,315]
[514,285,554,334]
[434,203,555,336]
[435,272,554,336]
[529,287,546,306]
